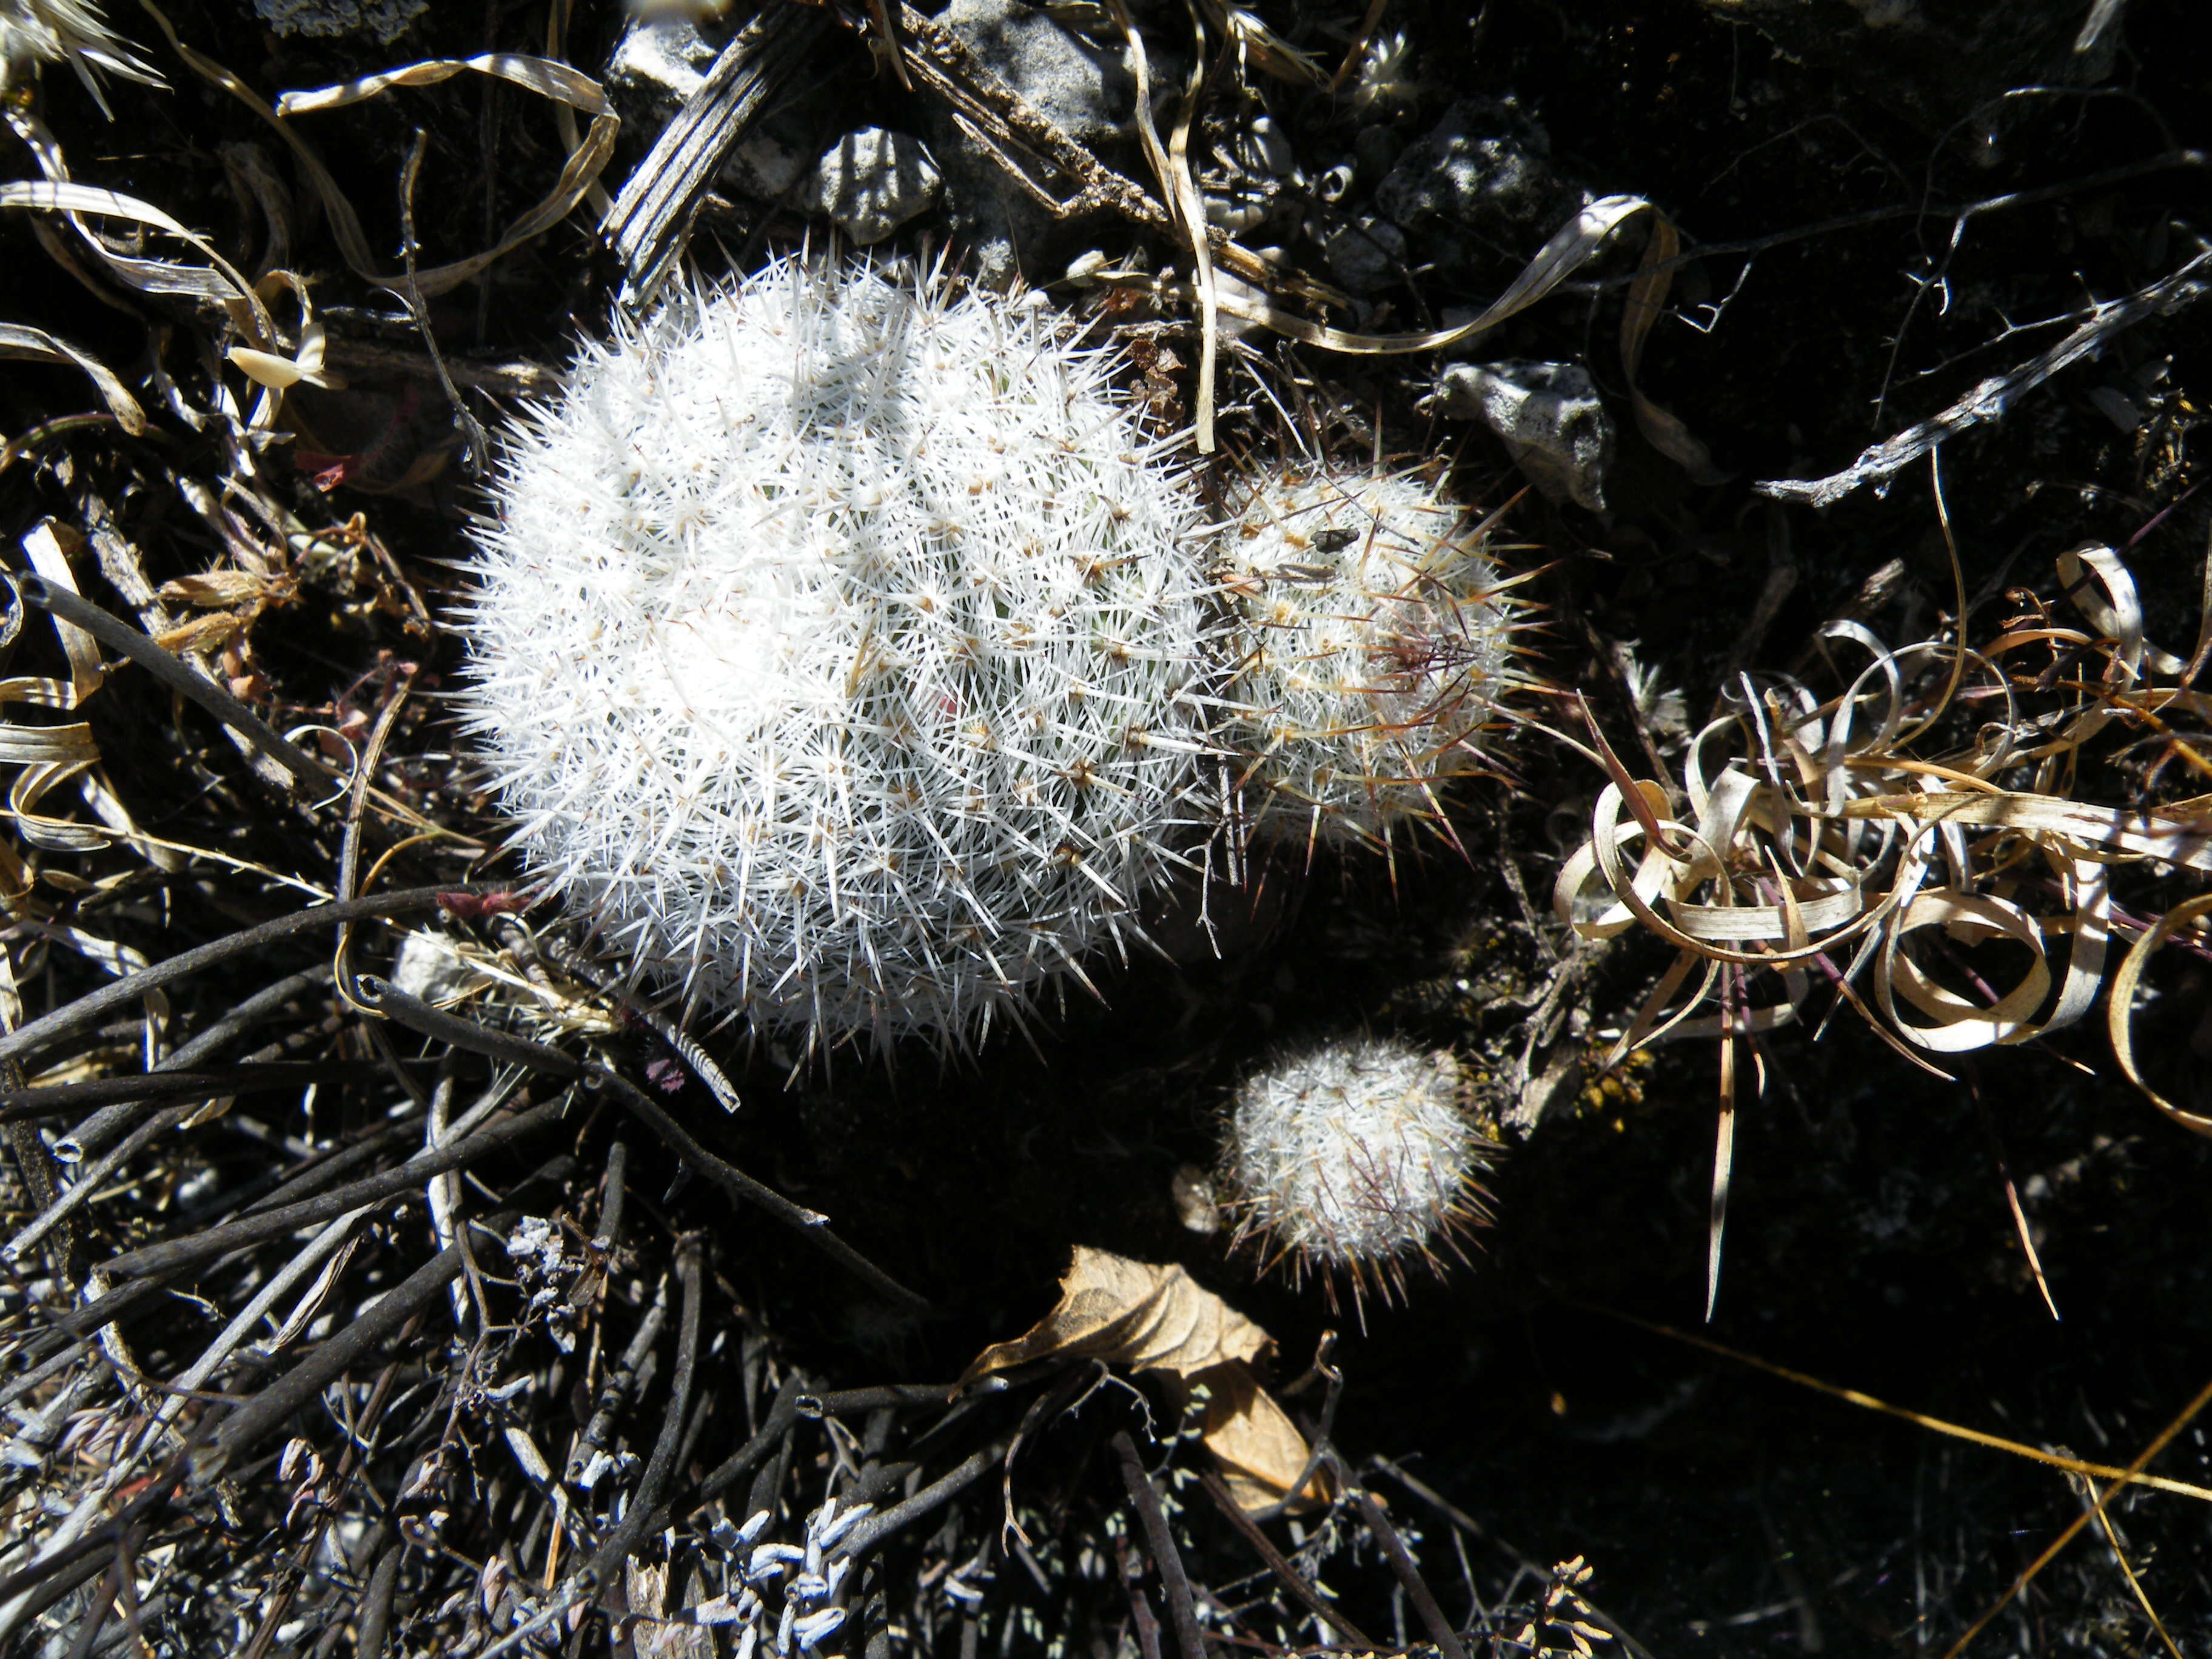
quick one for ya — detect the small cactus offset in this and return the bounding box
[1219,466,1525,851]
[1221,1034,1495,1306]
[458,257,1218,1059]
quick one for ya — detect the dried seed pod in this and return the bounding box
[1221,1034,1495,1307]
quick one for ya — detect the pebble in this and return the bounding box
[1437,360,1614,511]
[604,15,717,114]
[1322,215,1408,294]
[1376,96,1571,241]
[1241,115,1295,179]
[799,129,942,244]
[939,0,1134,142]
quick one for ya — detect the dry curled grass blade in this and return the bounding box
[1209,194,1657,354]
[1618,215,1722,484]
[132,1,615,301]
[3,526,122,880]
[1105,0,1218,452]
[0,178,269,343]
[275,52,617,298]
[0,324,146,434]
[2106,890,2212,1138]
[1561,521,2212,1132]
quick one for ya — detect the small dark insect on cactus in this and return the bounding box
[1220,1034,1497,1311]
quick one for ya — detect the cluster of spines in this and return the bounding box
[1213,464,1529,860]
[1219,1033,1496,1312]
[460,258,1218,1061]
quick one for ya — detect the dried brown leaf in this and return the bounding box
[962,1246,1327,1511]
[963,1245,1269,1380]
[1191,1360,1329,1511]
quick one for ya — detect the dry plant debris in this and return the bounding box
[1556,500,2212,1313]
[960,1245,1327,1512]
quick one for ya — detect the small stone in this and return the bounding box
[1376,96,1572,243]
[940,0,1134,142]
[1241,115,1295,180]
[1204,190,1270,235]
[1322,215,1407,294]
[798,129,941,245]
[1063,249,1112,286]
[604,16,716,115]
[725,133,809,204]
[252,0,426,40]
[1171,1165,1221,1235]
[1438,360,1614,512]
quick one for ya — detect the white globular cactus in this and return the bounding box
[0,0,159,115]
[1219,466,1524,852]
[1221,1034,1493,1304]
[458,257,1218,1059]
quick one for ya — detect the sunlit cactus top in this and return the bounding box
[1221,1034,1493,1307]
[458,257,1217,1059]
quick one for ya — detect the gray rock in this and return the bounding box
[799,129,942,245]
[1204,189,1272,236]
[604,17,717,119]
[723,132,810,205]
[253,0,426,41]
[1321,215,1407,295]
[930,0,1140,284]
[1437,360,1614,512]
[1376,97,1572,243]
[940,0,1134,142]
[1240,115,1295,181]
